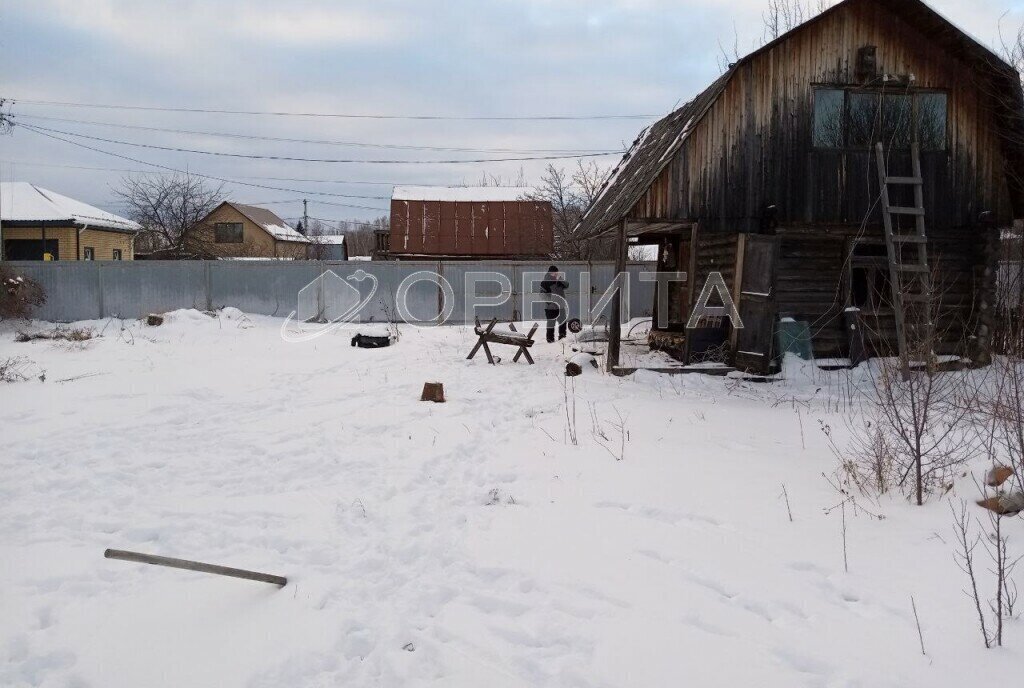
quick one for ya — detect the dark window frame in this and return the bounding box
[811,86,949,152]
[112,249,123,260]
[83,247,95,261]
[847,239,894,311]
[214,222,245,244]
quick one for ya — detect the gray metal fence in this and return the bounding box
[7,260,656,324]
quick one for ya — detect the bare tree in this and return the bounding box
[115,174,224,257]
[528,161,615,261]
[336,216,388,258]
[763,0,835,41]
[304,220,330,260]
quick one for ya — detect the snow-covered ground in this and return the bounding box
[0,309,1020,687]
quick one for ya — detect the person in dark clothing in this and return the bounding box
[540,265,569,342]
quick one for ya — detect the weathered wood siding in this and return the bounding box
[629,1,1013,231]
[629,0,1015,359]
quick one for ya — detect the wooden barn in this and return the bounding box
[387,186,553,260]
[580,0,1024,373]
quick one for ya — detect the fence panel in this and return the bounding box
[101,261,209,319]
[209,262,322,317]
[9,261,102,322]
[6,260,656,325]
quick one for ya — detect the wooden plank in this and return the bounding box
[104,549,287,587]
[606,218,628,371]
[612,366,736,377]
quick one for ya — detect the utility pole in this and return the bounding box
[302,199,309,236]
[0,101,11,261]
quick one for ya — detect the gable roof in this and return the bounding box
[578,0,1024,237]
[0,182,140,232]
[577,73,729,235]
[316,234,345,245]
[220,202,310,243]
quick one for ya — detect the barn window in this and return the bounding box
[849,241,891,310]
[112,249,123,260]
[215,222,244,243]
[83,247,95,261]
[881,94,912,149]
[812,89,947,151]
[847,92,879,147]
[916,93,948,151]
[812,89,845,147]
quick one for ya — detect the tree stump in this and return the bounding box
[420,382,445,403]
[146,314,164,326]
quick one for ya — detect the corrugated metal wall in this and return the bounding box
[389,200,554,257]
[8,260,655,324]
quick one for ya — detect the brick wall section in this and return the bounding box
[3,226,78,260]
[4,226,134,260]
[79,229,134,260]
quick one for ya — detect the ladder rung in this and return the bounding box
[897,264,930,273]
[885,176,923,185]
[888,206,925,216]
[891,235,927,243]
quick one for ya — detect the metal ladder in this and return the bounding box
[874,141,932,363]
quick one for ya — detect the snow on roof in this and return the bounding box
[316,235,346,245]
[0,182,140,232]
[392,186,535,202]
[226,202,310,243]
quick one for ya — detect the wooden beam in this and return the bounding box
[104,549,287,587]
[606,218,628,371]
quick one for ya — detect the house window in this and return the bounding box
[812,88,948,151]
[215,222,244,243]
[112,249,123,260]
[83,247,95,261]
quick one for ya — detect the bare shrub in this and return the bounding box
[870,358,976,505]
[823,417,899,496]
[0,356,30,383]
[952,501,1020,648]
[0,268,46,320]
[15,326,94,343]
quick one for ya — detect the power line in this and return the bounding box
[16,122,624,164]
[12,114,618,154]
[8,97,657,121]
[0,159,452,186]
[18,124,390,212]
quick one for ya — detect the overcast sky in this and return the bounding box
[2,0,1023,227]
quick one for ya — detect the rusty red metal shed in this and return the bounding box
[388,186,553,259]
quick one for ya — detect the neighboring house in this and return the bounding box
[310,234,348,261]
[194,202,310,259]
[579,0,1024,373]
[0,182,140,261]
[387,186,553,259]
